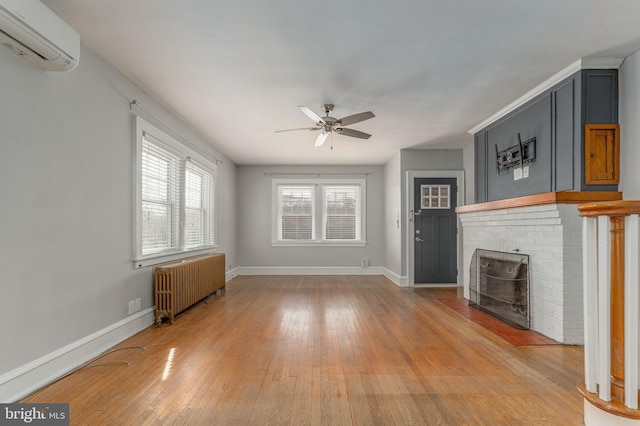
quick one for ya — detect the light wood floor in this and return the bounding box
[23,275,585,425]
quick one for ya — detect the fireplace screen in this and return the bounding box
[469,249,530,329]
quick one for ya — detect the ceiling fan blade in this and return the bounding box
[299,106,325,124]
[275,127,318,133]
[334,128,371,139]
[315,130,329,147]
[338,111,375,126]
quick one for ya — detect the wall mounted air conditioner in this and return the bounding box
[0,0,79,71]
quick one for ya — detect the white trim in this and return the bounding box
[133,248,219,269]
[134,116,218,264]
[237,266,384,276]
[625,214,639,408]
[383,268,408,287]
[0,308,154,403]
[581,57,625,69]
[468,57,624,134]
[597,215,612,402]
[406,171,465,287]
[226,267,240,282]
[270,177,367,245]
[583,217,598,393]
[270,242,366,248]
[584,399,640,426]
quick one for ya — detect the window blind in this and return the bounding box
[185,160,215,248]
[278,185,314,240]
[323,184,360,240]
[141,135,181,255]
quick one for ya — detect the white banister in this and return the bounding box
[597,215,612,402]
[583,216,598,392]
[626,214,639,409]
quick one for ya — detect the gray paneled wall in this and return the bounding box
[474,69,618,203]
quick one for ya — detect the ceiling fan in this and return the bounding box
[276,104,375,147]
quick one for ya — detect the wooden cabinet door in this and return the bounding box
[585,124,619,185]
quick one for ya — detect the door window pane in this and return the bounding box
[420,184,451,209]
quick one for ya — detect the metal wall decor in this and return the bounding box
[495,133,536,175]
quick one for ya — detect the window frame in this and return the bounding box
[271,178,366,247]
[134,117,217,268]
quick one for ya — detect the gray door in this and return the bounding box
[414,177,457,283]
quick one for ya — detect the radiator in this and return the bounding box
[153,253,225,326]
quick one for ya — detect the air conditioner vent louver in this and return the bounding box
[1,30,48,60]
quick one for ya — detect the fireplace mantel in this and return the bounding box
[456,191,622,214]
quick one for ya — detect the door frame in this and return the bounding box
[406,170,465,287]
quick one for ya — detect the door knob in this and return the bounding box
[415,236,424,243]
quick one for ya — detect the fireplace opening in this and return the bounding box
[469,249,530,329]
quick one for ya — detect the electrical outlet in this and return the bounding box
[361,259,369,268]
[523,166,530,178]
[513,168,523,181]
[134,298,141,312]
[128,300,135,315]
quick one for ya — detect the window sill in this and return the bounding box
[133,247,218,269]
[271,241,367,248]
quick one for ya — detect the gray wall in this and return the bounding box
[620,50,640,199]
[485,96,552,199]
[0,46,236,376]
[463,144,475,205]
[400,149,465,276]
[236,165,385,269]
[384,152,402,277]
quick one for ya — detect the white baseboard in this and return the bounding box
[584,398,640,425]
[226,267,239,282]
[383,268,408,287]
[237,266,385,276]
[0,308,155,403]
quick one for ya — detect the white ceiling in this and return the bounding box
[42,0,640,165]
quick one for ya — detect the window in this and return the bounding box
[277,185,315,240]
[184,162,215,248]
[135,117,216,266]
[140,137,180,254]
[323,185,360,240]
[420,184,450,209]
[272,178,365,245]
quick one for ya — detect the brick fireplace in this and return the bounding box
[469,249,530,329]
[456,191,621,344]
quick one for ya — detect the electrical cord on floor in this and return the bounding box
[21,346,146,400]
[76,346,146,370]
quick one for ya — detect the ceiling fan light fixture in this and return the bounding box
[315,130,329,147]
